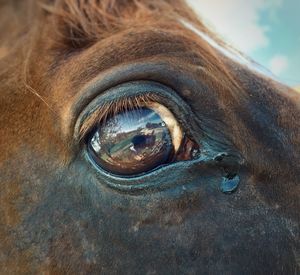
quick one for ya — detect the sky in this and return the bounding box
[187,0,300,88]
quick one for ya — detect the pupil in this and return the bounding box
[131,135,155,151]
[88,107,174,176]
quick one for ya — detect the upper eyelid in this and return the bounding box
[74,80,191,142]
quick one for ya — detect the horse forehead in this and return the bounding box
[25,0,270,79]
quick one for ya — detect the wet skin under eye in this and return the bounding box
[88,107,177,175]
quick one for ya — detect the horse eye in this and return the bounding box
[87,102,194,176]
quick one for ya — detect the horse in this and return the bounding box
[0,0,299,274]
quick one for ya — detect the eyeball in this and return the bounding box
[87,102,183,176]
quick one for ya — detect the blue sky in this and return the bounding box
[187,0,300,87]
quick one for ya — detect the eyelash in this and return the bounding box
[78,93,160,140]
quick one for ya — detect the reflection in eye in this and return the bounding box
[87,102,199,176]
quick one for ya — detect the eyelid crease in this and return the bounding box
[78,93,159,140]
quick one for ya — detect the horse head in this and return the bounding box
[0,0,299,273]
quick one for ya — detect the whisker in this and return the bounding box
[23,82,55,112]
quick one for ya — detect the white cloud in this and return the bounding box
[268,55,289,75]
[186,0,281,53]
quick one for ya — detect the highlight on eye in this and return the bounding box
[81,95,200,176]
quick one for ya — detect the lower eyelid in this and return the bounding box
[85,147,207,191]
